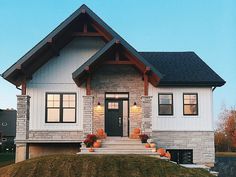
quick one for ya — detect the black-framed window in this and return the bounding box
[158,94,173,115]
[46,93,76,123]
[183,93,198,115]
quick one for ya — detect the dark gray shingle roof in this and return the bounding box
[139,52,225,86]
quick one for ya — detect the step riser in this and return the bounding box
[81,149,156,152]
[102,141,142,144]
[101,145,146,149]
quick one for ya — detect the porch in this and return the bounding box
[81,65,153,138]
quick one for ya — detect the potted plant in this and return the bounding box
[86,134,97,142]
[139,134,149,143]
[84,138,93,148]
[84,134,98,148]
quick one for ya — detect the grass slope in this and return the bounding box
[0,155,213,177]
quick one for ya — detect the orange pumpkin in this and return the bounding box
[88,148,94,152]
[157,148,166,156]
[165,151,171,159]
[150,143,156,148]
[133,128,140,134]
[97,129,104,136]
[93,141,101,148]
[145,143,151,148]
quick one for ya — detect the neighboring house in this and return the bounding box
[0,109,16,152]
[1,4,225,166]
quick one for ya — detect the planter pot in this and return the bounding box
[145,143,151,148]
[88,148,94,152]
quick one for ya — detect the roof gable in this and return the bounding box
[2,4,162,86]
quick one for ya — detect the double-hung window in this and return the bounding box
[158,94,173,115]
[183,93,198,115]
[46,93,76,123]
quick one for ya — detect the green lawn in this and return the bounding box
[0,154,213,177]
[216,152,236,157]
[0,153,15,168]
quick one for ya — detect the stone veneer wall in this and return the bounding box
[16,95,30,141]
[15,95,30,163]
[29,131,83,140]
[152,131,215,165]
[83,96,94,137]
[141,96,152,136]
[91,65,143,135]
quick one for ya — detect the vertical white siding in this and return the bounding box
[27,37,105,131]
[149,84,213,131]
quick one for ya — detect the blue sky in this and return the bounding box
[0,0,235,125]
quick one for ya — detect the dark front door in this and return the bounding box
[105,100,123,136]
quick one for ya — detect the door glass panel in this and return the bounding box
[108,102,119,109]
[123,100,128,137]
[106,93,128,99]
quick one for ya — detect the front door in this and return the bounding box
[105,100,123,136]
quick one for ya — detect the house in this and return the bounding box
[1,4,225,165]
[0,109,16,152]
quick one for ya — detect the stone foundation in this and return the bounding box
[152,131,215,166]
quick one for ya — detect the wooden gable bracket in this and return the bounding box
[47,38,60,57]
[89,22,111,42]
[21,78,26,95]
[144,67,151,96]
[16,64,32,87]
[122,51,146,72]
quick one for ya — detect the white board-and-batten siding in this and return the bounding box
[149,85,214,131]
[26,36,214,132]
[27,37,105,131]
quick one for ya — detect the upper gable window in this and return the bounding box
[183,93,198,116]
[158,94,173,115]
[46,93,76,123]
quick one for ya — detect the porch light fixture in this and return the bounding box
[133,102,137,106]
[97,101,101,106]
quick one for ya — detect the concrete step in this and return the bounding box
[81,147,156,152]
[78,150,160,155]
